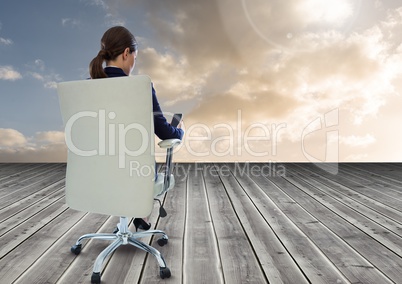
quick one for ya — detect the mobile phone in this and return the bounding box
[171,113,182,127]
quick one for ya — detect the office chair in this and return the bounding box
[57,75,181,283]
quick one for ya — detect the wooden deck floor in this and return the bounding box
[0,163,402,284]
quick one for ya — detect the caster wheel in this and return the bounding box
[160,267,171,279]
[157,237,168,246]
[70,244,82,255]
[91,272,101,283]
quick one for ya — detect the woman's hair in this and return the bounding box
[89,26,138,79]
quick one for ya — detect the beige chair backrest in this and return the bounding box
[57,76,155,217]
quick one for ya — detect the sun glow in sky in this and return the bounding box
[1,0,402,163]
[300,0,353,25]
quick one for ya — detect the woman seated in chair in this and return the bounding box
[89,26,184,231]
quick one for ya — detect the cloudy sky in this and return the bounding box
[1,0,402,163]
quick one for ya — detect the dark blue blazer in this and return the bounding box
[104,67,184,140]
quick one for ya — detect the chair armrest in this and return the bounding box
[157,139,181,195]
[158,139,181,149]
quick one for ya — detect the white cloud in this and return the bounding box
[340,134,376,147]
[0,129,67,162]
[61,18,80,27]
[81,0,126,26]
[34,59,45,71]
[35,131,65,143]
[30,72,44,81]
[0,65,22,81]
[104,13,126,26]
[44,81,58,89]
[0,128,27,147]
[84,0,108,10]
[27,60,62,89]
[0,21,13,45]
[137,47,207,106]
[345,153,369,161]
[0,37,13,45]
[0,144,67,163]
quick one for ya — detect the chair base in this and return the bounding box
[71,217,171,283]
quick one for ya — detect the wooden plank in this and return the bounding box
[0,163,40,175]
[247,163,390,283]
[0,198,68,259]
[296,164,402,212]
[56,216,120,284]
[0,163,61,189]
[180,163,224,283]
[203,164,268,283]
[288,164,402,238]
[100,204,162,283]
[289,164,402,229]
[0,163,20,176]
[101,164,177,283]
[1,208,85,283]
[264,164,398,283]
[226,163,349,284]
[217,163,308,283]
[101,243,146,284]
[284,167,402,258]
[13,212,109,284]
[138,163,188,284]
[343,163,402,191]
[334,164,402,200]
[0,184,64,236]
[0,167,66,210]
[0,179,65,223]
[0,164,46,181]
[0,173,64,210]
[351,163,402,183]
